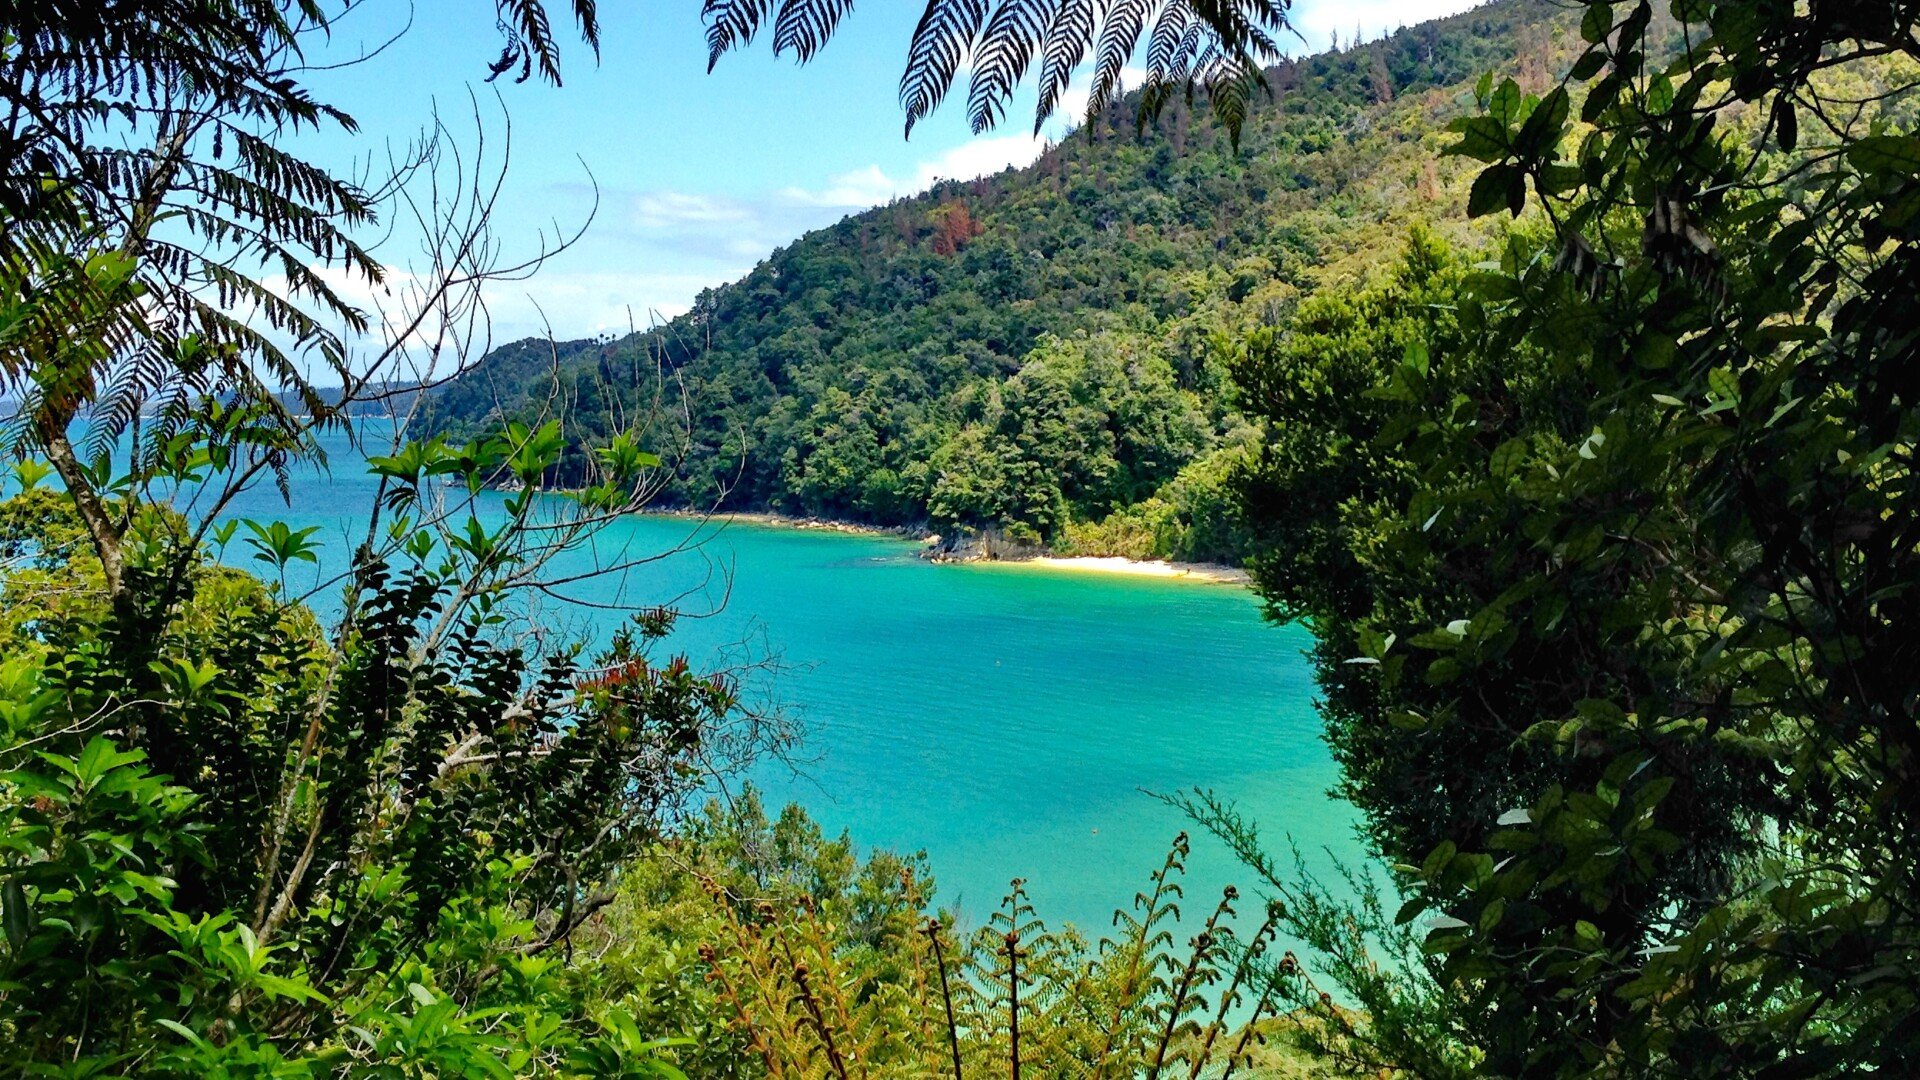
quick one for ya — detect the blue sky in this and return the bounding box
[301,0,1481,345]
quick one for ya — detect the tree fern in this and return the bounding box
[900,0,994,135]
[0,0,597,595]
[700,0,1296,140]
[484,0,602,83]
[773,0,856,60]
[968,0,1051,134]
[1035,0,1099,135]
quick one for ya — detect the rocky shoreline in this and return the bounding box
[669,508,923,540]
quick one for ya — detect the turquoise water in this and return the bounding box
[205,434,1358,936]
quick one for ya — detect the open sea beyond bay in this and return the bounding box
[212,430,1361,938]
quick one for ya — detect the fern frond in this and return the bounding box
[968,0,1050,134]
[703,0,776,71]
[1145,1,1196,82]
[702,0,1292,141]
[501,0,559,83]
[494,0,598,84]
[901,0,991,136]
[571,0,602,51]
[1201,49,1262,148]
[772,0,855,60]
[1034,0,1100,134]
[1086,0,1155,121]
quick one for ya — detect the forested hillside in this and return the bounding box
[426,0,1575,559]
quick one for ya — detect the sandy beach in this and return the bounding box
[1020,555,1251,585]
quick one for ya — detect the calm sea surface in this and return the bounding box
[207,430,1360,936]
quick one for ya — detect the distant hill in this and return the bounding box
[424,0,1576,561]
[276,384,423,419]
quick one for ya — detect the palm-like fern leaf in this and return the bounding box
[1086,0,1153,120]
[901,0,992,136]
[773,0,855,59]
[1034,0,1099,134]
[493,0,600,84]
[969,0,1051,133]
[702,0,773,70]
[705,0,1296,141]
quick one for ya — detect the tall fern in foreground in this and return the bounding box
[692,830,1338,1078]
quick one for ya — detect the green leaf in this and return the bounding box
[1479,897,1507,932]
[1490,438,1528,479]
[74,737,144,788]
[1581,3,1614,43]
[1422,840,1458,878]
[1636,333,1676,370]
[1466,270,1522,301]
[1647,73,1674,113]
[1775,98,1797,152]
[10,460,53,492]
[1402,340,1430,376]
[2,878,29,951]
[1409,629,1463,650]
[1446,115,1510,162]
[1708,367,1740,403]
[1583,73,1623,122]
[1538,164,1585,196]
[1514,88,1570,157]
[156,1019,212,1050]
[1848,135,1920,177]
[1490,78,1522,124]
[1469,164,1522,218]
[84,250,138,286]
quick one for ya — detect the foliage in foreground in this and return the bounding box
[0,455,733,1075]
[1219,0,1920,1071]
[587,797,1358,1079]
[0,0,1329,1076]
[0,524,1349,1078]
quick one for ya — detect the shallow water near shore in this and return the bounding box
[215,433,1361,937]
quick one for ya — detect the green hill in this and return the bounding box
[425,0,1576,561]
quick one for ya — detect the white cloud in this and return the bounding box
[915,133,1050,189]
[784,164,901,208]
[783,132,1052,210]
[630,191,753,230]
[254,262,433,359]
[480,269,722,340]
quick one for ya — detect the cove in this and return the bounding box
[217,441,1359,936]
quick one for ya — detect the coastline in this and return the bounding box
[1015,555,1251,586]
[645,508,1250,586]
[645,507,921,540]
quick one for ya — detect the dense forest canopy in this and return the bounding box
[425,0,1568,559]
